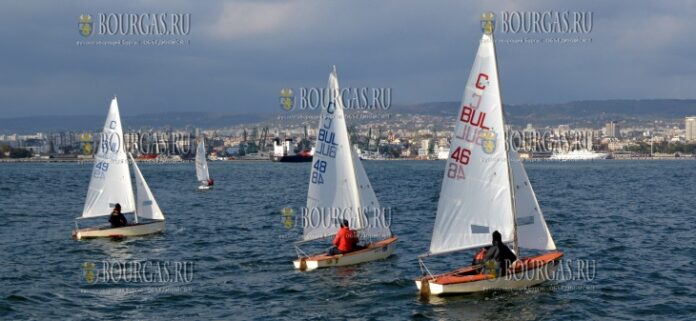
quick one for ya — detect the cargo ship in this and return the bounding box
[271,138,313,162]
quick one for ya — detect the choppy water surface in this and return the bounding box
[1,160,695,320]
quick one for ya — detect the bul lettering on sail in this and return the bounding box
[318,128,337,146]
[460,106,490,130]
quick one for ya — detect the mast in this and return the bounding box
[130,154,139,224]
[484,12,519,255]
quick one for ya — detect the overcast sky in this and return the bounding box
[0,0,694,117]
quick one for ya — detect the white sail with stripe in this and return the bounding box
[509,150,556,250]
[351,145,391,240]
[130,153,165,220]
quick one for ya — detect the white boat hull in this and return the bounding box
[550,150,608,160]
[198,185,211,190]
[73,221,165,240]
[416,252,563,295]
[293,236,397,271]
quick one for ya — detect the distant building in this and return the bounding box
[435,138,450,160]
[557,125,570,135]
[686,116,696,141]
[605,121,620,138]
[523,123,535,134]
[418,139,431,158]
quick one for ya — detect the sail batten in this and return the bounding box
[81,98,135,218]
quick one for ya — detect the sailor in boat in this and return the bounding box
[481,230,517,275]
[108,203,128,228]
[327,219,363,256]
[207,178,214,186]
[472,246,488,265]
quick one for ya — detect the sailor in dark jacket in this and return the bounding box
[484,230,517,274]
[108,203,128,228]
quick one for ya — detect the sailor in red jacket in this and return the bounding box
[328,219,358,256]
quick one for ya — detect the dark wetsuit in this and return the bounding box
[109,213,128,228]
[484,242,517,273]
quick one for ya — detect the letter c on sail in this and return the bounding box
[475,73,489,90]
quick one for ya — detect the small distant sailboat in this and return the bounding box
[293,67,397,271]
[73,97,165,240]
[415,13,562,295]
[196,138,213,190]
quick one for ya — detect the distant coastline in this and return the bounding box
[1,155,693,163]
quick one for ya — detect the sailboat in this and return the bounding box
[196,138,213,190]
[72,97,165,240]
[415,13,563,295]
[292,67,397,271]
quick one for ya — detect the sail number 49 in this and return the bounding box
[447,146,470,180]
[311,160,327,184]
[93,161,109,178]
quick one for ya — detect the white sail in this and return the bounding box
[81,97,135,218]
[351,145,391,239]
[303,67,364,241]
[428,31,515,255]
[509,150,556,250]
[195,139,210,182]
[129,153,165,220]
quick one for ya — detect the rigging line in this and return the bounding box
[294,245,310,258]
[418,258,435,279]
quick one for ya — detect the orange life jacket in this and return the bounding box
[333,227,356,252]
[473,247,487,264]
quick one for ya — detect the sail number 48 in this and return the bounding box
[311,160,327,184]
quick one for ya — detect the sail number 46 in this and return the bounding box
[447,146,470,180]
[450,147,471,165]
[311,160,327,184]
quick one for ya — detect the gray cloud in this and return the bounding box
[0,0,694,118]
